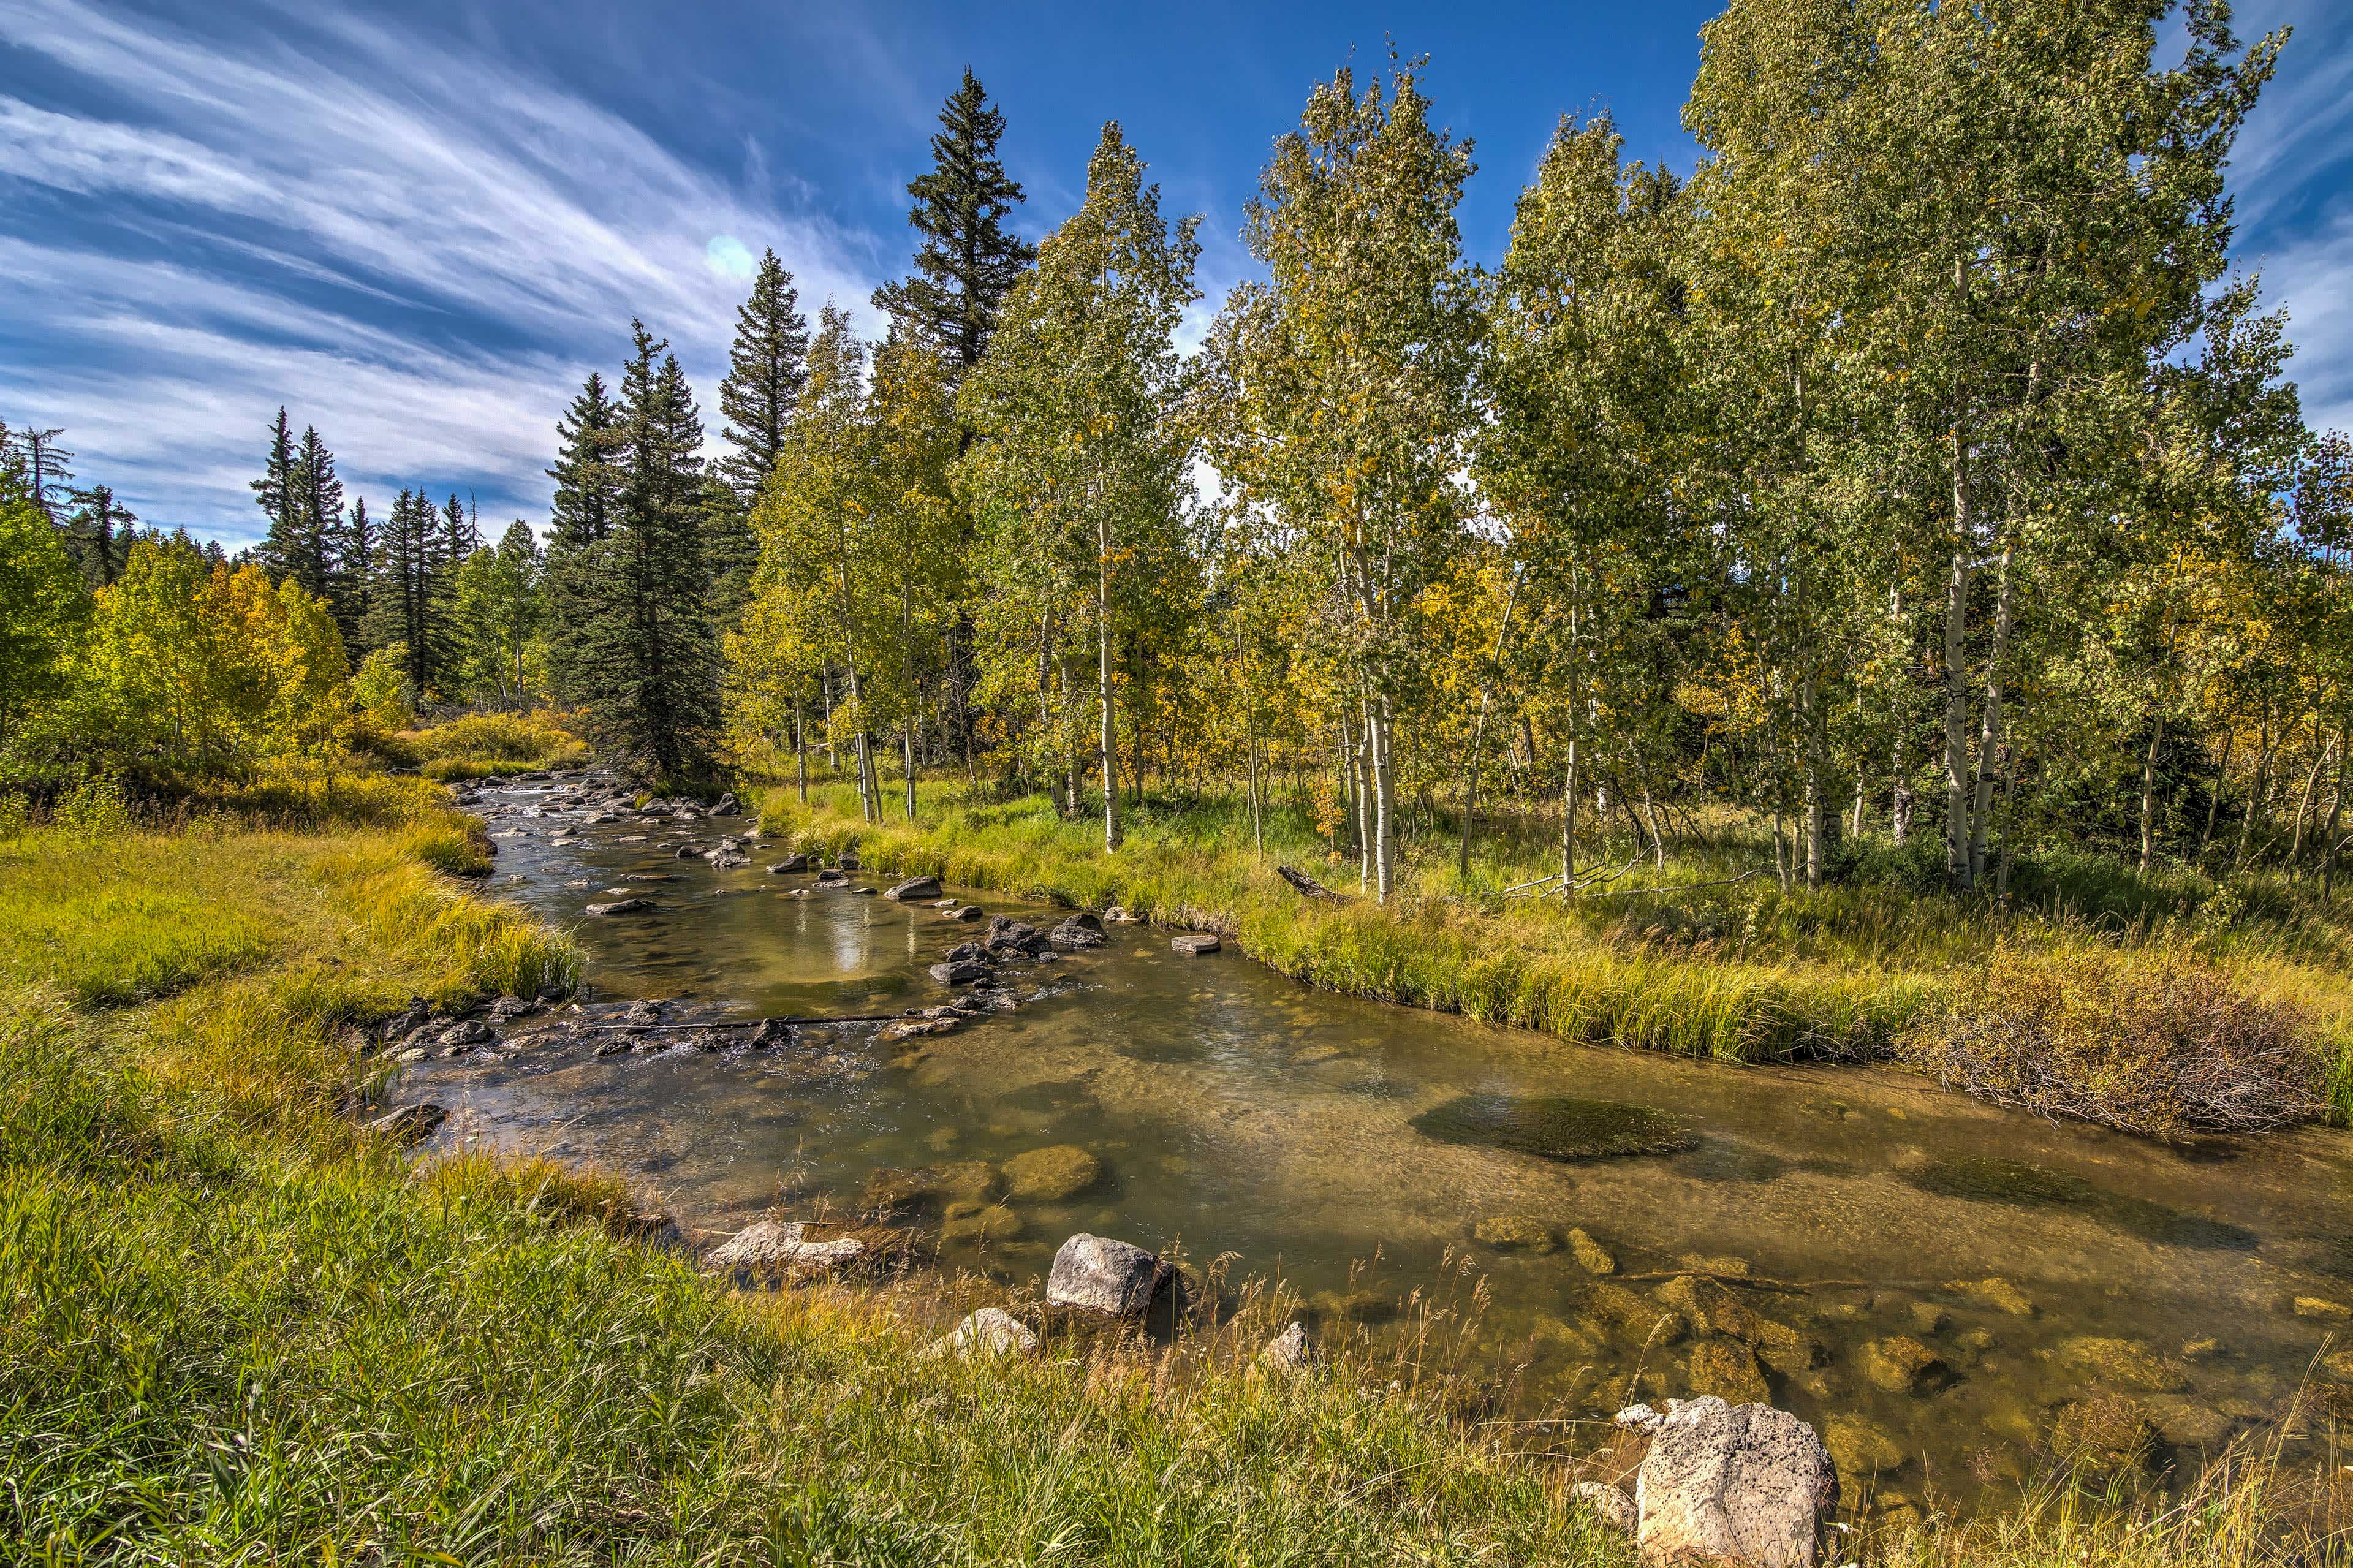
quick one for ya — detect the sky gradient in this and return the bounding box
[4,0,2349,548]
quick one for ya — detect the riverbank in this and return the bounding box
[0,793,1630,1562]
[3,776,2343,1562]
[752,779,2353,1134]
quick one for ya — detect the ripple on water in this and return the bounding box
[1409,1094,1697,1162]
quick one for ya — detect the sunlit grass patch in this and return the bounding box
[0,830,279,1004]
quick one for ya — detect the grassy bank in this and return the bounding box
[753,778,2353,1129]
[0,790,1632,1564]
[2,772,2344,1561]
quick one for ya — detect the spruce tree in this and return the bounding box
[561,321,720,777]
[284,425,340,600]
[63,483,135,586]
[544,369,624,706]
[716,249,810,505]
[873,69,1036,375]
[333,494,374,650]
[252,409,300,577]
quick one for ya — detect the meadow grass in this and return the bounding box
[752,775,2353,1123]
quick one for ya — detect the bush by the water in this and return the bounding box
[405,711,588,780]
[1896,949,2323,1138]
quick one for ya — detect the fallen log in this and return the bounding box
[1276,863,1340,900]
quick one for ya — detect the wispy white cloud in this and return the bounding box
[0,0,890,543]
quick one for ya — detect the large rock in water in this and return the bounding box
[1048,912,1107,949]
[1629,1396,1837,1567]
[703,1219,865,1279]
[767,853,809,873]
[928,960,990,985]
[885,874,943,901]
[1045,1233,1171,1317]
[585,897,653,917]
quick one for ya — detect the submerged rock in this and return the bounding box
[1632,1395,1838,1568]
[1825,1414,1906,1482]
[941,1203,1025,1243]
[1474,1215,1558,1253]
[1858,1336,1951,1395]
[1002,1145,1103,1202]
[585,897,654,917]
[1170,933,1221,955]
[1567,1227,1620,1274]
[1045,1233,1170,1317]
[2056,1335,2188,1393]
[1410,1094,1697,1163]
[879,1016,959,1043]
[921,1307,1038,1361]
[1688,1338,1772,1406]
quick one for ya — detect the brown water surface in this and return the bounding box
[407,776,2353,1506]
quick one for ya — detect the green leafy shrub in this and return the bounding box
[1897,947,2324,1138]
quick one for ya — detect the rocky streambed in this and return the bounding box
[379,770,2353,1522]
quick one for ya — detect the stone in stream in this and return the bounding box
[585,898,654,917]
[1687,1338,1772,1406]
[879,1016,958,1043]
[766,853,809,873]
[708,792,741,816]
[380,997,432,1043]
[1857,1335,1951,1395]
[673,843,703,859]
[929,960,991,986]
[920,1306,1038,1361]
[1409,1094,1695,1163]
[1002,1145,1102,1202]
[836,851,861,870]
[1048,912,1108,949]
[1170,933,1220,956]
[367,1103,447,1145]
[1623,1396,1838,1568]
[747,1018,792,1049]
[1045,1233,1171,1317]
[1474,1215,1557,1253]
[708,852,751,870]
[885,874,943,901]
[1260,1320,1314,1373]
[1102,904,1138,923]
[437,1018,496,1047]
[703,1219,865,1279]
[1567,1227,1620,1274]
[814,868,848,887]
[949,904,984,921]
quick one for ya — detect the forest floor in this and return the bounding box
[2,760,2341,1562]
[754,774,2353,1133]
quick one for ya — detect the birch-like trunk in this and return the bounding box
[1968,543,2015,885]
[1097,513,1120,851]
[1942,431,1975,890]
[794,695,809,805]
[2137,714,2164,873]
[1456,572,1520,882]
[1369,694,1396,904]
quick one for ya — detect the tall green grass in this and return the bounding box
[752,778,2353,1122]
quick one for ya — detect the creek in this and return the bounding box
[407,775,2353,1508]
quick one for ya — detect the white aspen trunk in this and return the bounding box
[902,725,917,823]
[2289,718,2328,863]
[1246,696,1264,862]
[2137,714,2165,874]
[2237,704,2276,868]
[794,695,809,805]
[1968,544,2015,885]
[1097,511,1120,852]
[1943,439,1974,890]
[1370,695,1396,904]
[1355,697,1376,895]
[1802,662,1825,891]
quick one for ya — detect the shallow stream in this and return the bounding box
[403,775,2353,1512]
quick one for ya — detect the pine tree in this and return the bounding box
[332,494,374,649]
[556,322,721,776]
[63,483,136,587]
[716,249,810,505]
[282,425,341,600]
[252,409,301,578]
[873,69,1036,376]
[545,370,624,706]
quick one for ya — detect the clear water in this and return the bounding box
[407,777,2353,1506]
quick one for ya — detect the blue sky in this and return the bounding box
[4,0,2349,548]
